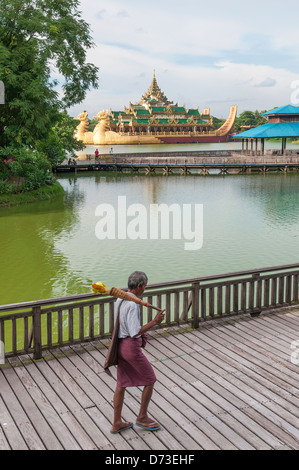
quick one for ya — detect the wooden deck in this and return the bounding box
[1,307,299,450]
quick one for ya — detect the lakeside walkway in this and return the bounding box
[56,150,299,174]
[1,307,299,450]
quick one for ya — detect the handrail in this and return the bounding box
[1,262,299,311]
[0,263,299,361]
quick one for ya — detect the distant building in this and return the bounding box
[74,71,237,145]
[234,105,299,155]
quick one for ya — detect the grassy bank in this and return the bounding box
[0,180,65,207]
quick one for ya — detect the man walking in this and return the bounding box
[110,271,165,434]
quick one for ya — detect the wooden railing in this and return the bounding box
[0,263,299,361]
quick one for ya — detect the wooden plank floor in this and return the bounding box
[1,308,299,450]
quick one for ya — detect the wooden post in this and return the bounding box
[0,321,4,365]
[192,282,200,328]
[32,306,42,360]
[293,274,299,303]
[250,273,261,317]
[282,137,286,155]
[261,138,265,155]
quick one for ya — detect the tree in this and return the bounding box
[0,0,99,192]
[234,110,267,132]
[211,116,225,130]
[0,0,99,150]
[37,110,85,167]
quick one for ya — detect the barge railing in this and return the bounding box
[0,263,298,361]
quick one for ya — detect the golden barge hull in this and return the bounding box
[75,106,237,146]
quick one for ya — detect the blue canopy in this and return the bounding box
[234,104,299,138]
[234,122,299,139]
[262,105,299,116]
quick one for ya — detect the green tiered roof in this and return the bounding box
[134,119,150,125]
[135,109,151,116]
[111,111,126,117]
[108,71,212,132]
[151,107,168,113]
[187,109,200,116]
[171,107,186,113]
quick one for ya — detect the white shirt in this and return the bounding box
[115,295,141,338]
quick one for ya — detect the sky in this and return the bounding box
[68,0,299,119]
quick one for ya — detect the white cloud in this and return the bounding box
[70,0,299,118]
[255,78,277,88]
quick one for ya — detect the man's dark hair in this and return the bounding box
[128,271,148,290]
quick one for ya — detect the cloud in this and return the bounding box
[102,41,145,53]
[116,10,129,18]
[72,0,299,118]
[95,9,106,20]
[255,78,277,88]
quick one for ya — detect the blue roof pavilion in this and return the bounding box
[233,105,299,155]
[234,122,299,139]
[262,104,299,116]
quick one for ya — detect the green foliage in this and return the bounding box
[0,180,65,207]
[234,110,267,132]
[88,118,99,132]
[0,180,10,194]
[0,0,98,193]
[211,116,225,130]
[0,146,53,194]
[37,111,85,167]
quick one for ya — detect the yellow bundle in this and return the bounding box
[92,282,109,295]
[92,282,162,312]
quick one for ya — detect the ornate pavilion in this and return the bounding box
[108,71,213,136]
[74,71,237,145]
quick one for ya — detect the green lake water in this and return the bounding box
[1,164,299,307]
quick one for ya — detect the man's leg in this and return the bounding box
[111,386,133,433]
[136,384,160,429]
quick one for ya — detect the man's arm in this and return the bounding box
[133,310,165,338]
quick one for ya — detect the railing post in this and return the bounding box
[32,306,42,360]
[250,273,261,317]
[293,274,299,303]
[192,282,200,328]
[0,321,4,364]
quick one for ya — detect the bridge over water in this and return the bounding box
[55,150,299,175]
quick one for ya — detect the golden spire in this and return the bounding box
[148,70,159,96]
[140,70,172,106]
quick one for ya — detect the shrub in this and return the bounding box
[0,180,10,194]
[0,146,53,193]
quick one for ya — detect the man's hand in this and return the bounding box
[154,309,165,324]
[135,309,166,337]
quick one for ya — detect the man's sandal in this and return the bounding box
[110,423,134,434]
[136,422,161,431]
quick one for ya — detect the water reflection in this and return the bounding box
[0,182,89,305]
[1,171,299,305]
[237,174,299,228]
[56,172,299,288]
